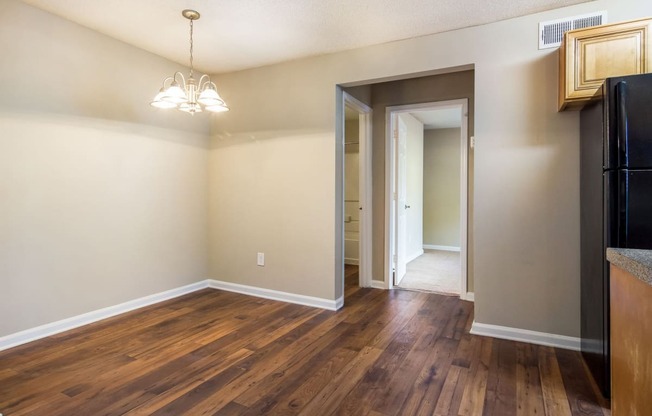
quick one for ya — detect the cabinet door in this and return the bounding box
[559,18,652,111]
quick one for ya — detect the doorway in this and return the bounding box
[343,92,372,289]
[385,99,469,299]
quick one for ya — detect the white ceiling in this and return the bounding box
[20,0,591,74]
[411,108,462,130]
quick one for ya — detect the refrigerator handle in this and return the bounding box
[615,81,628,168]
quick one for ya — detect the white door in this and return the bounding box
[395,116,408,285]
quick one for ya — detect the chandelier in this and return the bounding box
[150,10,229,114]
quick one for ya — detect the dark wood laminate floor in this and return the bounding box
[0,266,610,415]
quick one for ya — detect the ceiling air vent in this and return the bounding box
[538,11,607,49]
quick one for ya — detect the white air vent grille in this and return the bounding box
[538,11,607,49]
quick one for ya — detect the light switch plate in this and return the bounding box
[257,252,265,266]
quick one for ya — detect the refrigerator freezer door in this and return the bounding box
[618,169,652,249]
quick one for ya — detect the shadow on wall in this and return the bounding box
[209,129,332,149]
[0,111,210,149]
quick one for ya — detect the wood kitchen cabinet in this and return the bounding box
[609,253,652,416]
[558,17,652,111]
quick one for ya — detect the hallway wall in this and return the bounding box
[423,128,462,248]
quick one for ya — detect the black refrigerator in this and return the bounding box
[580,73,652,398]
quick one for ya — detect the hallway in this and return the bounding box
[398,249,461,295]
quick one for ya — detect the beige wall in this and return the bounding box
[209,0,652,338]
[208,132,334,298]
[207,58,339,300]
[0,0,210,337]
[423,128,462,248]
[401,113,425,261]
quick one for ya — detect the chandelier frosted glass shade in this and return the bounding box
[198,89,219,105]
[150,89,177,109]
[150,73,229,114]
[150,10,229,115]
[161,82,187,104]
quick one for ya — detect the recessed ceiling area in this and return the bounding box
[19,0,592,74]
[411,108,462,130]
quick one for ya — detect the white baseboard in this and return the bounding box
[0,280,209,352]
[208,279,341,311]
[344,258,359,265]
[406,249,424,264]
[470,321,580,351]
[460,292,475,302]
[0,278,345,352]
[423,245,461,252]
[371,280,386,289]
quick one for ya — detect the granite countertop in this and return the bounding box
[607,248,652,286]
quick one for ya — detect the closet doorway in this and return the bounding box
[343,92,372,288]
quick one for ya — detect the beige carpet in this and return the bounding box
[397,249,461,295]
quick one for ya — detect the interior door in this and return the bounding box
[395,116,408,285]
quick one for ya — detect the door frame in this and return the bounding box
[343,92,373,288]
[393,114,409,286]
[384,99,469,299]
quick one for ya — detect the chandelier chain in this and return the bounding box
[189,19,194,78]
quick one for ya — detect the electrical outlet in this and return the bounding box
[257,252,265,266]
